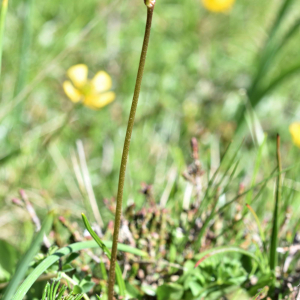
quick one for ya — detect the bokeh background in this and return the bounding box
[1,0,300,276]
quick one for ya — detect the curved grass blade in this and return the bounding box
[255,62,300,102]
[235,0,296,130]
[3,212,54,300]
[81,213,126,296]
[12,240,146,300]
[267,0,295,41]
[249,0,296,96]
[246,204,266,244]
[194,246,263,271]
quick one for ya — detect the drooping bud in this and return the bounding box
[144,0,155,8]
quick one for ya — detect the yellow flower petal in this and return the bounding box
[91,71,112,93]
[202,0,235,12]
[83,92,116,110]
[289,122,300,148]
[63,81,82,103]
[67,64,88,88]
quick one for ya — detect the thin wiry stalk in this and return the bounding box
[107,2,155,299]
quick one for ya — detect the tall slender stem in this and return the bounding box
[108,3,155,299]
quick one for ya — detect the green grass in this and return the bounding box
[1,0,300,299]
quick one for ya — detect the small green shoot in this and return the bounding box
[81,213,126,297]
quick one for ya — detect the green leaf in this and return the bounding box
[80,282,95,294]
[156,283,184,300]
[125,282,141,299]
[189,281,202,296]
[3,212,53,300]
[73,285,83,294]
[62,264,75,273]
[141,284,156,296]
[0,239,19,274]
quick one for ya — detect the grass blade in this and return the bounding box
[41,282,50,300]
[217,162,298,213]
[197,141,232,214]
[3,212,54,300]
[81,213,126,296]
[269,135,282,271]
[235,0,296,130]
[12,240,146,300]
[246,204,266,245]
[246,135,267,205]
[249,0,295,95]
[267,0,295,42]
[255,62,300,102]
[0,0,8,78]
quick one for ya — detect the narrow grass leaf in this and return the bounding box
[201,142,232,204]
[246,135,267,205]
[246,204,266,244]
[256,62,300,102]
[218,163,298,213]
[250,0,295,95]
[268,0,295,41]
[3,212,53,300]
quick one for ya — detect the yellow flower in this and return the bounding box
[63,64,116,110]
[202,0,236,12]
[289,122,300,148]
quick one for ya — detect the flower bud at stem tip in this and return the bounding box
[144,0,155,8]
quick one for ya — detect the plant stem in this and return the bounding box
[107,3,155,299]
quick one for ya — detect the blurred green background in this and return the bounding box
[1,0,300,251]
